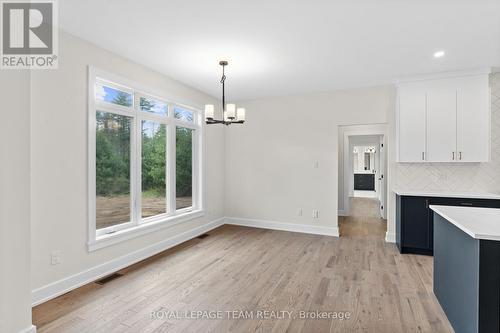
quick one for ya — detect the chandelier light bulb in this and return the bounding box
[205,104,214,120]
[226,103,236,119]
[237,107,246,121]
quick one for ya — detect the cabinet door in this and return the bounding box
[456,75,490,162]
[426,79,457,162]
[398,83,426,162]
[402,196,431,250]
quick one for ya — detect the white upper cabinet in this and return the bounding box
[456,75,490,162]
[398,82,427,162]
[397,71,490,163]
[426,79,457,162]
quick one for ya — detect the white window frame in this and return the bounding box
[88,66,205,251]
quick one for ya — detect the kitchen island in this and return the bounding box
[430,205,500,333]
[394,190,500,255]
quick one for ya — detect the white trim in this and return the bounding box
[337,209,347,217]
[225,217,340,237]
[18,325,36,333]
[396,68,492,84]
[87,66,97,249]
[92,66,205,111]
[89,210,205,251]
[385,231,396,243]
[339,124,388,217]
[33,217,225,306]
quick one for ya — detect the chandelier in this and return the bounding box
[205,61,245,125]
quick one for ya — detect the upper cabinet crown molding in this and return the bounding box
[396,68,492,84]
[396,71,491,163]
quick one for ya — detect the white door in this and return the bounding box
[398,82,426,162]
[456,75,490,162]
[426,79,457,162]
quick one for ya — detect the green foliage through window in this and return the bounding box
[176,127,193,209]
[96,112,131,196]
[141,121,167,218]
[93,77,200,230]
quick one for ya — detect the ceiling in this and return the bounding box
[59,0,500,101]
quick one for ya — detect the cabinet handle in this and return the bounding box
[452,152,455,160]
[421,152,425,161]
[459,151,462,160]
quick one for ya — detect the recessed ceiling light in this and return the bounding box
[433,50,445,58]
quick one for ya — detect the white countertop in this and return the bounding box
[430,205,500,241]
[393,189,500,200]
[354,170,375,174]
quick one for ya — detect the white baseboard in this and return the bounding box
[225,217,340,237]
[385,231,396,243]
[19,325,36,333]
[31,218,224,306]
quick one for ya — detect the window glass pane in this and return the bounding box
[176,127,193,209]
[140,96,168,116]
[95,82,133,107]
[96,112,132,229]
[174,107,194,122]
[141,121,167,218]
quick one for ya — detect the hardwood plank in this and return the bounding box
[33,197,453,332]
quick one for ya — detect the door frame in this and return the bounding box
[339,123,388,218]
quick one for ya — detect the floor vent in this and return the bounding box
[95,273,123,285]
[197,233,210,239]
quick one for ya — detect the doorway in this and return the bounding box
[352,137,382,201]
[338,124,388,220]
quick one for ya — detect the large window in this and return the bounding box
[88,68,203,249]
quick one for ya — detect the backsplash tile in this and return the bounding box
[395,73,500,194]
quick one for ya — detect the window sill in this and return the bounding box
[87,210,205,252]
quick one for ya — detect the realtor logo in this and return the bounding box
[1,0,58,69]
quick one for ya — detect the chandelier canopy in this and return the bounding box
[205,61,245,125]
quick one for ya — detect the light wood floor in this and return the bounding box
[33,198,453,332]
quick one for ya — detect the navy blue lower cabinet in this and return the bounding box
[354,173,375,191]
[396,195,433,255]
[396,195,500,255]
[434,213,500,333]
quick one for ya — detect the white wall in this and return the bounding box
[225,86,394,232]
[0,72,34,332]
[30,31,226,293]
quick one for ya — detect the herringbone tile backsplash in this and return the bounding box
[395,73,500,194]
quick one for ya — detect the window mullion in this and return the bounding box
[134,114,142,225]
[128,114,137,226]
[192,129,198,210]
